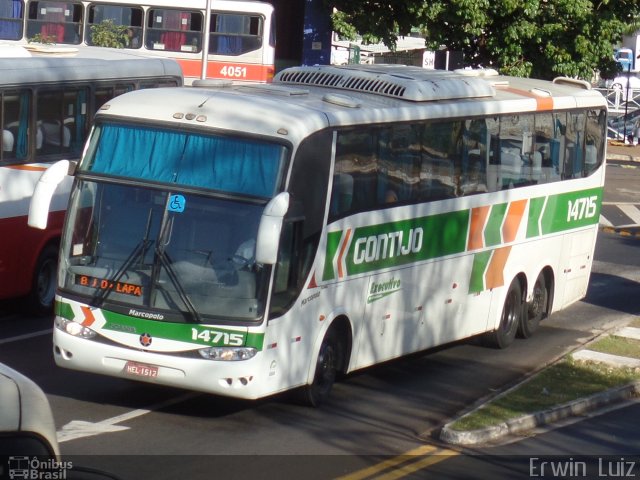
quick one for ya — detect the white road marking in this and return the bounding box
[0,329,52,345]
[619,204,640,225]
[57,391,200,442]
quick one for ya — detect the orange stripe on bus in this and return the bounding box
[467,206,490,251]
[485,246,511,290]
[80,306,95,327]
[5,164,47,172]
[337,228,352,279]
[502,199,527,243]
[496,86,554,111]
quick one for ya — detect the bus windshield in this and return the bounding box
[60,123,288,323]
[81,122,285,198]
[61,182,269,323]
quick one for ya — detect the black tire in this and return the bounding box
[298,330,341,407]
[518,272,548,339]
[484,279,522,349]
[26,244,58,315]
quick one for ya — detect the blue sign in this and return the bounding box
[168,194,185,213]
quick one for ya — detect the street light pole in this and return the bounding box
[201,0,212,79]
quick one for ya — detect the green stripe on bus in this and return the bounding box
[56,300,74,321]
[484,203,508,247]
[344,210,470,276]
[469,251,492,294]
[527,197,546,238]
[528,187,603,238]
[322,230,344,281]
[56,301,264,350]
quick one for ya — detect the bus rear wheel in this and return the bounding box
[518,272,548,339]
[484,279,522,349]
[299,330,341,407]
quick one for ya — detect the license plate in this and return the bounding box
[124,361,158,378]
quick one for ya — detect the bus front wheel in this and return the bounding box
[484,279,522,349]
[299,330,341,407]
[26,244,58,315]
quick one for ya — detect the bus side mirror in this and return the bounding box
[28,160,72,230]
[255,192,290,265]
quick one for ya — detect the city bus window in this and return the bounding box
[147,9,202,53]
[210,13,263,55]
[94,84,134,110]
[86,4,143,49]
[2,90,31,161]
[37,87,89,156]
[0,0,24,40]
[26,1,83,44]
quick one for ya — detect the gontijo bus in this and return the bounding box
[29,65,606,405]
[0,48,182,313]
[0,0,275,83]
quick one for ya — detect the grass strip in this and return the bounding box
[449,356,640,432]
[590,336,640,359]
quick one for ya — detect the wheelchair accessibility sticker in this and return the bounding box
[168,194,185,213]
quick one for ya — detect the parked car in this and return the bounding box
[606,74,640,92]
[0,362,120,479]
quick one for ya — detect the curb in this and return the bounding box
[439,381,640,446]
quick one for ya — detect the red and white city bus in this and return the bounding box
[0,0,276,83]
[0,47,182,313]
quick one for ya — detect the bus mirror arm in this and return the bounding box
[255,192,290,265]
[28,160,70,230]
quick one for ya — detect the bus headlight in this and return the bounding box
[55,317,96,339]
[198,347,257,361]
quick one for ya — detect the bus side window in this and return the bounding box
[533,113,554,184]
[417,121,459,200]
[333,129,377,215]
[329,173,353,216]
[563,111,586,180]
[460,119,488,196]
[494,114,535,189]
[584,109,605,177]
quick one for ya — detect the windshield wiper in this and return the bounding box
[154,249,202,324]
[91,238,153,307]
[91,208,155,308]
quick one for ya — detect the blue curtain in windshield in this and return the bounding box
[89,124,282,197]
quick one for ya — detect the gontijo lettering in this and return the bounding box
[354,228,423,264]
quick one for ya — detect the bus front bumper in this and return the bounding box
[52,326,275,400]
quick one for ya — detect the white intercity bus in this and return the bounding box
[0,0,276,83]
[30,65,606,405]
[0,47,182,313]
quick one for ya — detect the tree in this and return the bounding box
[328,0,640,80]
[90,19,129,49]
